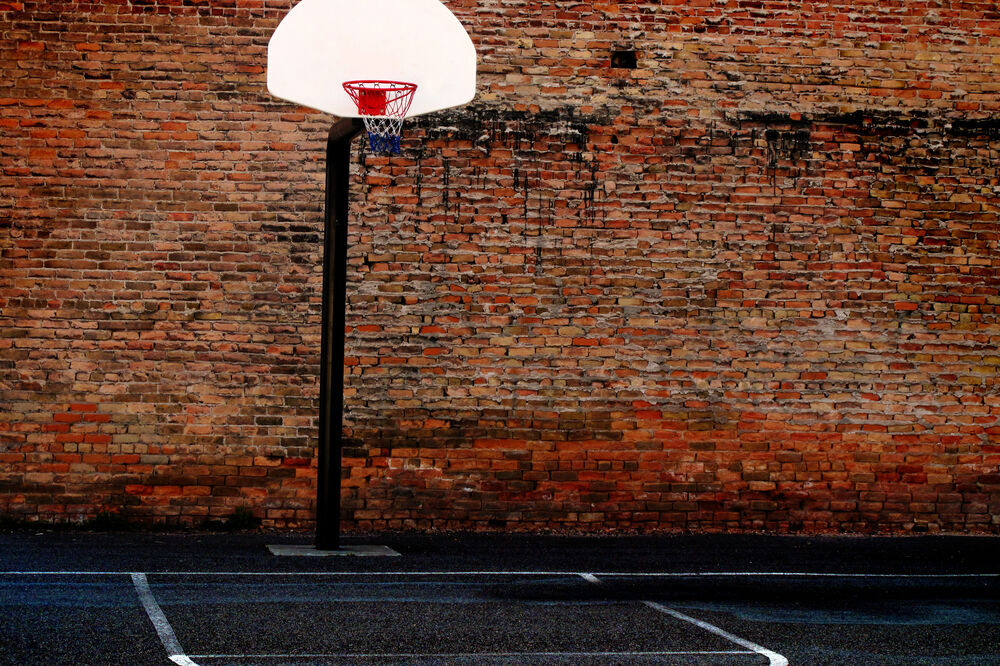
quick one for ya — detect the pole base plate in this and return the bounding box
[267,544,401,557]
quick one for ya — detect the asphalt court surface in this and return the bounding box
[2,532,1000,665]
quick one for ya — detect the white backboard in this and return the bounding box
[267,0,477,118]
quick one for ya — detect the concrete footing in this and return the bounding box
[267,544,401,557]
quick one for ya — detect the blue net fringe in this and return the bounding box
[367,132,402,155]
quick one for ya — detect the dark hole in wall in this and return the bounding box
[611,49,637,69]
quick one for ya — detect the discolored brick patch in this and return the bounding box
[1,1,998,533]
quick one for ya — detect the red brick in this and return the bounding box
[1,0,998,534]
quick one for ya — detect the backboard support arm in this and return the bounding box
[316,118,365,550]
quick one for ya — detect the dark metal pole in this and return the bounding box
[316,118,364,550]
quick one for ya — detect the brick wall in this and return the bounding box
[1,0,998,533]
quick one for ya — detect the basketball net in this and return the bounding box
[342,80,417,155]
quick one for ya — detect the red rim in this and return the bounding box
[343,80,417,118]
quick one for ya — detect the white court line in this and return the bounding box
[584,573,788,666]
[5,570,999,577]
[188,651,755,659]
[131,572,200,666]
[645,602,787,666]
[7,568,986,666]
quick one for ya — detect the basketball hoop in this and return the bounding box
[342,80,417,155]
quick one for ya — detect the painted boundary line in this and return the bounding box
[583,573,788,666]
[187,651,756,659]
[4,570,999,577]
[8,570,792,665]
[131,572,200,666]
[644,602,786,666]
[7,568,992,665]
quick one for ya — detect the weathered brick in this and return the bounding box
[0,0,998,533]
